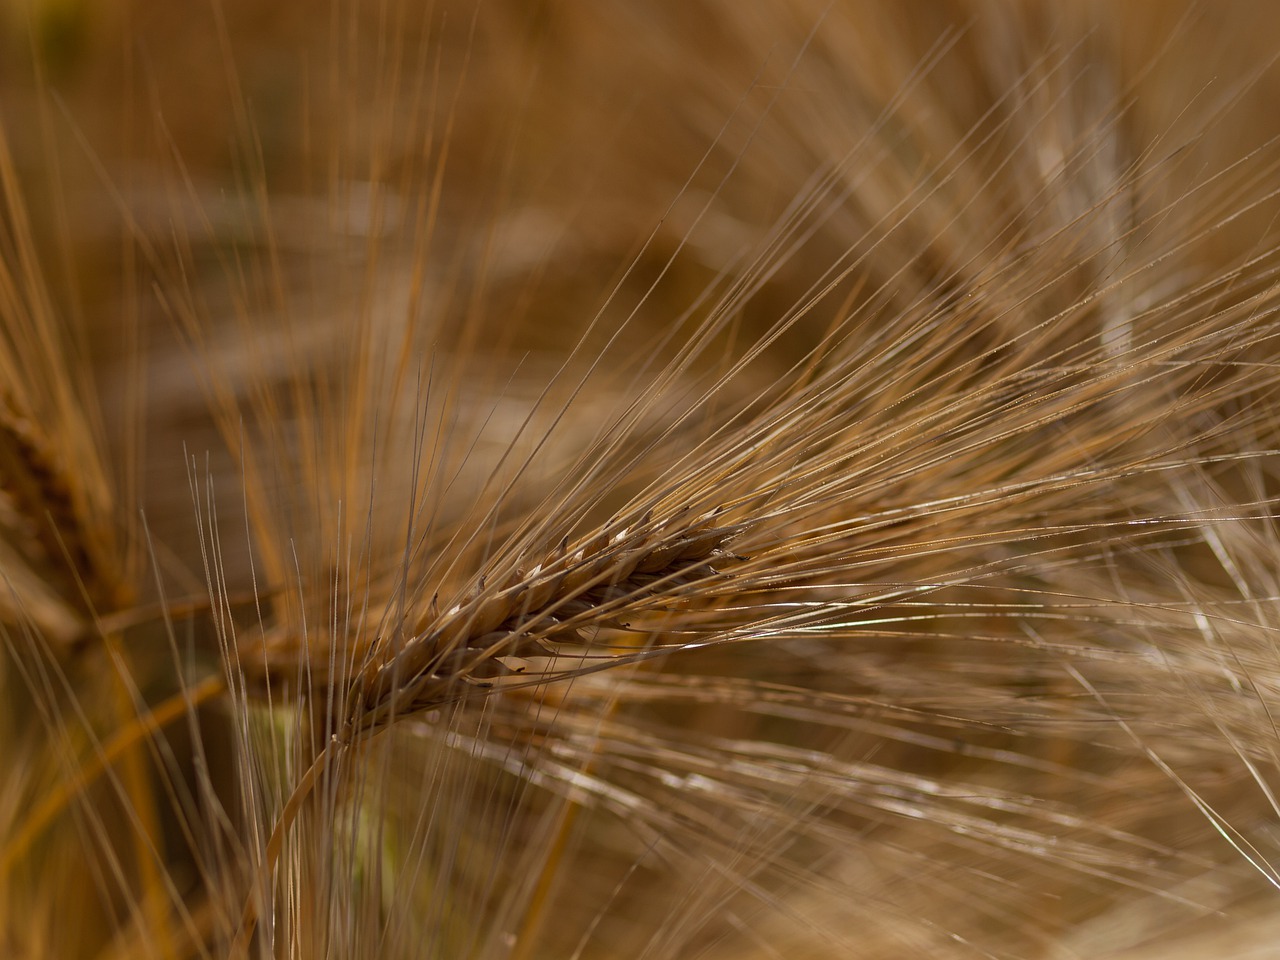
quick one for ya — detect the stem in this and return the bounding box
[228,737,347,959]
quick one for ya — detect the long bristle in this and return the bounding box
[6,2,1280,958]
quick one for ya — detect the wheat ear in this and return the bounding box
[343,507,746,734]
[228,505,744,952]
[0,118,126,639]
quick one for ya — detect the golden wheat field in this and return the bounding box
[5,0,1280,957]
